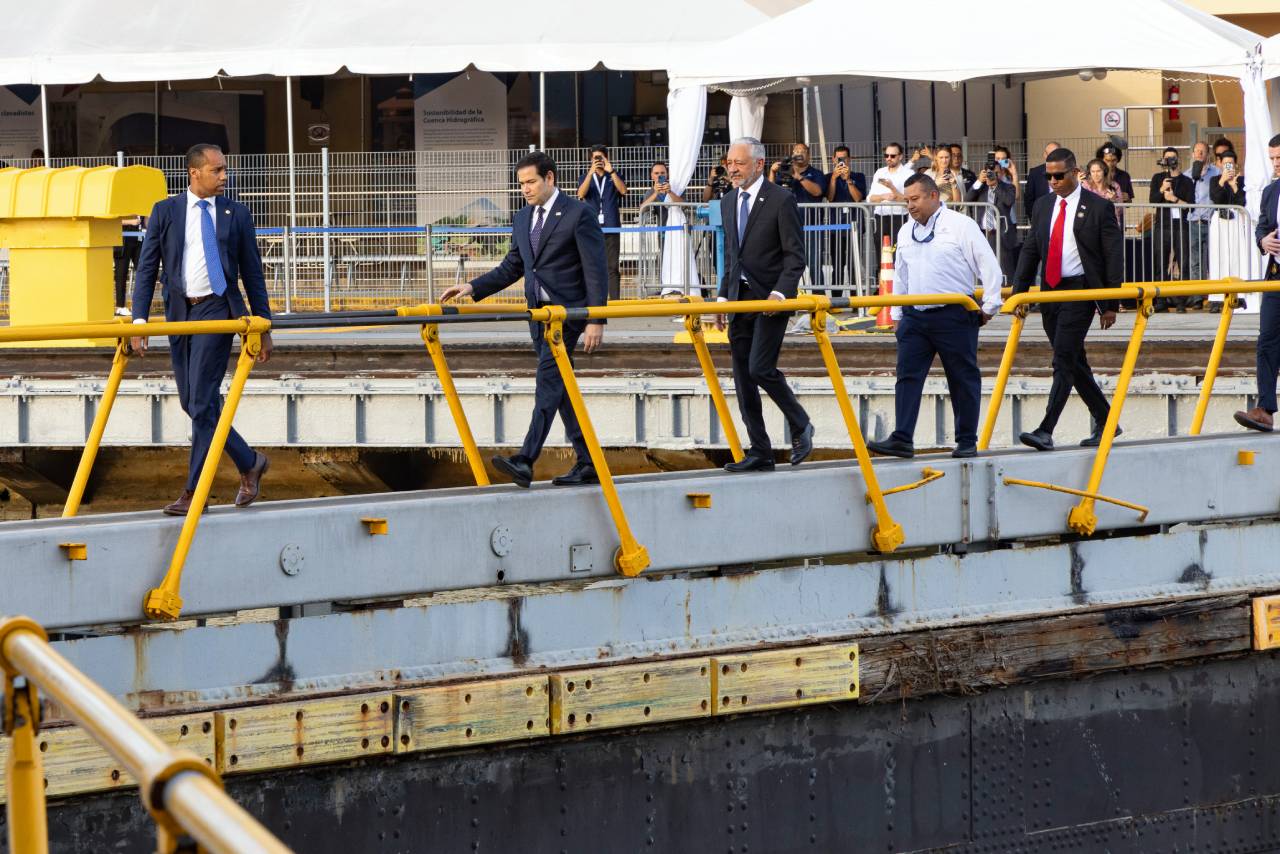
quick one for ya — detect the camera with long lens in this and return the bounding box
[1158,156,1179,169]
[983,151,998,175]
[775,154,806,188]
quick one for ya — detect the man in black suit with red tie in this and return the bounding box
[1234,133,1280,432]
[1013,147,1124,451]
[713,137,814,472]
[440,151,608,488]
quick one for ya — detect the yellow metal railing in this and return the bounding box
[0,615,291,854]
[979,278,1280,536]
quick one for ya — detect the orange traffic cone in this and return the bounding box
[875,236,895,330]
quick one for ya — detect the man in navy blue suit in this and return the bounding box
[440,151,608,488]
[130,143,272,515]
[1234,133,1280,432]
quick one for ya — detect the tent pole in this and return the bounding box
[801,87,810,149]
[813,87,828,171]
[285,76,297,314]
[39,85,50,165]
[539,72,546,150]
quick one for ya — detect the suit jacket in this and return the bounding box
[966,179,1018,243]
[718,179,807,301]
[1024,164,1050,221]
[1013,189,1124,314]
[1259,178,1280,280]
[469,191,608,324]
[132,193,270,323]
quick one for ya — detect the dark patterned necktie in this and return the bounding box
[530,205,546,255]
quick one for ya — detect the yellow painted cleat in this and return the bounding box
[142,588,184,622]
[614,545,651,577]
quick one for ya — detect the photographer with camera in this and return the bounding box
[577,143,627,300]
[1210,149,1245,212]
[702,154,733,203]
[967,154,1018,280]
[926,146,963,204]
[770,142,826,292]
[639,161,684,211]
[1148,146,1195,309]
[824,144,866,298]
[1096,143,1134,202]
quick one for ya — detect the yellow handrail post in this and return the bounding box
[416,311,490,486]
[1067,296,1152,535]
[62,339,131,518]
[540,309,650,577]
[1190,285,1239,436]
[809,302,905,553]
[1,616,49,854]
[144,330,262,621]
[683,313,744,462]
[978,308,1027,450]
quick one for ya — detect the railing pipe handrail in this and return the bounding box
[0,619,291,854]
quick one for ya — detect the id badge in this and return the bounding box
[598,212,605,225]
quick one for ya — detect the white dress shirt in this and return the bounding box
[718,174,784,302]
[183,189,218,298]
[891,206,1005,322]
[1046,183,1085,279]
[869,165,910,215]
[528,188,559,302]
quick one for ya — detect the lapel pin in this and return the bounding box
[224,209,230,215]
[555,211,562,216]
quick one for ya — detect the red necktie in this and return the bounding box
[1044,198,1067,288]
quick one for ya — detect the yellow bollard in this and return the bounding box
[144,331,262,621]
[684,313,744,463]
[4,678,48,854]
[63,339,131,517]
[1067,298,1152,536]
[809,306,904,553]
[0,166,167,347]
[541,311,650,577]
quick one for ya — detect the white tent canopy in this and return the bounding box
[667,0,1273,89]
[0,0,775,85]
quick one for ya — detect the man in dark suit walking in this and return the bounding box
[441,151,608,487]
[713,137,814,472]
[1234,133,1280,432]
[1013,147,1123,451]
[130,144,272,515]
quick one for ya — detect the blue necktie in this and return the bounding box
[530,205,546,256]
[195,199,228,296]
[738,190,750,246]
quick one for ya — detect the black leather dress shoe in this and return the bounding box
[492,455,533,488]
[552,461,599,486]
[952,443,978,458]
[1080,425,1122,447]
[866,438,914,459]
[724,454,775,473]
[1019,429,1055,451]
[790,422,815,465]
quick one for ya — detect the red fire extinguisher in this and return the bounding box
[1168,83,1181,121]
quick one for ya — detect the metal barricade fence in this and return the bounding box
[634,201,717,298]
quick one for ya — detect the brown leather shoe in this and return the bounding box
[1234,407,1274,433]
[234,452,270,507]
[162,490,207,516]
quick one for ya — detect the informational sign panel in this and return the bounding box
[413,71,509,227]
[0,86,43,161]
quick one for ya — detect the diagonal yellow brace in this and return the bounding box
[540,310,649,576]
[1190,282,1240,436]
[413,307,489,486]
[63,339,131,518]
[143,329,263,621]
[810,304,904,553]
[877,467,945,499]
[1002,477,1149,522]
[683,313,744,463]
[977,308,1026,451]
[1067,297,1152,535]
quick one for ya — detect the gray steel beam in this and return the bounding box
[51,516,1280,710]
[4,431,1279,630]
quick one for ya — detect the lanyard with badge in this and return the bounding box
[593,173,608,225]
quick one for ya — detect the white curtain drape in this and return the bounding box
[1238,47,1273,313]
[660,84,706,294]
[728,94,768,140]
